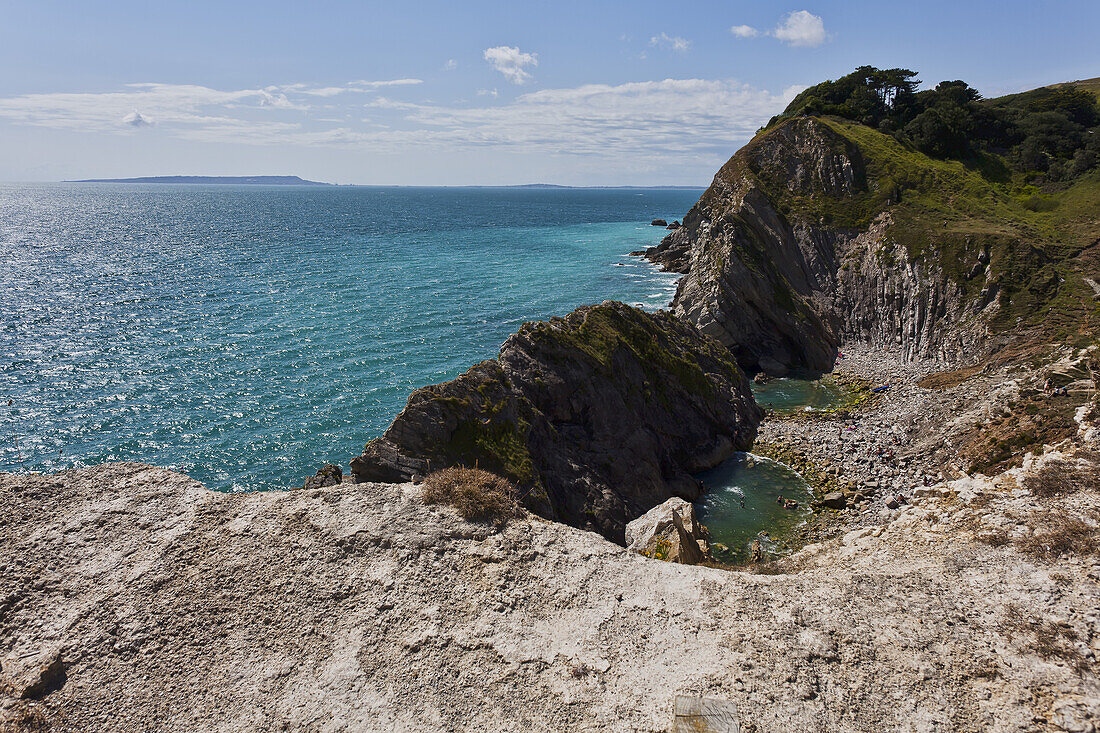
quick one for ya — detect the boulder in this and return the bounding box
[2,649,66,700]
[350,301,763,543]
[650,219,668,227]
[817,491,848,509]
[666,220,682,230]
[303,464,342,490]
[625,498,713,565]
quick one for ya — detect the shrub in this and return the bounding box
[420,467,519,526]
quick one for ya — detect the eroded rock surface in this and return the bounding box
[351,301,762,543]
[645,116,1052,374]
[2,439,1098,732]
[625,497,713,565]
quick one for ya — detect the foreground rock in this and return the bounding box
[625,497,713,564]
[3,443,1098,731]
[351,301,762,543]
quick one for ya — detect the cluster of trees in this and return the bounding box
[776,66,1099,182]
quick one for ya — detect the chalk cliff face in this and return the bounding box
[647,117,1010,373]
[351,301,762,543]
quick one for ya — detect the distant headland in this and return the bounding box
[67,175,332,186]
[63,176,703,189]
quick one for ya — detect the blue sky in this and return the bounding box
[1,0,1096,185]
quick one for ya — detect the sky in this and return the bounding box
[0,0,1097,185]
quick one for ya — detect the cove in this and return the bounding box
[751,373,847,413]
[695,452,814,563]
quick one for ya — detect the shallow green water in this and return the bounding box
[750,374,847,413]
[695,452,815,562]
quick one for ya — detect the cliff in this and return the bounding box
[4,410,1098,732]
[649,116,1100,374]
[351,301,762,543]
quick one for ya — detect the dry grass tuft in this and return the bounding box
[1002,604,1088,673]
[1017,512,1098,560]
[1024,454,1100,498]
[976,528,1011,548]
[421,467,520,526]
[0,705,51,733]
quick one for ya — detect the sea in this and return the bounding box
[0,183,701,491]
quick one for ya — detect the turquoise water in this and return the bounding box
[0,183,701,490]
[751,374,846,413]
[696,453,815,562]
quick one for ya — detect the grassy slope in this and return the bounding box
[807,117,1100,348]
[1050,76,1100,99]
[776,115,1098,471]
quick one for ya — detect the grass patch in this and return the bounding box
[421,467,520,527]
[959,391,1085,474]
[917,364,984,391]
[783,373,878,421]
[521,304,740,400]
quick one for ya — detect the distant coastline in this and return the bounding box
[62,176,702,189]
[67,175,332,186]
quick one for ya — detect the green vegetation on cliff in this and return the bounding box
[775,66,1099,184]
[737,67,1100,349]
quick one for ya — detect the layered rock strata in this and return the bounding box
[646,117,1008,374]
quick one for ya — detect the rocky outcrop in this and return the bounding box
[645,116,1012,373]
[646,118,858,374]
[625,497,713,564]
[351,301,762,543]
[650,218,668,227]
[4,439,1099,731]
[302,463,342,490]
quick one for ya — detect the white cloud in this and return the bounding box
[772,10,827,47]
[348,79,423,89]
[483,45,538,85]
[476,88,499,98]
[730,24,759,39]
[122,110,153,127]
[390,79,800,158]
[0,77,803,168]
[443,59,457,71]
[649,32,691,53]
[281,79,423,97]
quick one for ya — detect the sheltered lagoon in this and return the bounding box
[750,372,849,414]
[695,452,815,563]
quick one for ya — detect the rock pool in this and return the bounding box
[750,373,847,413]
[695,452,815,563]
